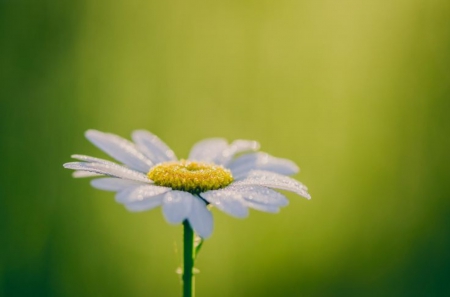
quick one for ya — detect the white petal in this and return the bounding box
[162,191,194,224]
[221,140,260,165]
[243,200,280,213]
[115,185,172,203]
[132,130,177,163]
[224,184,289,206]
[187,197,213,238]
[72,171,102,178]
[90,178,142,192]
[229,152,299,179]
[72,154,110,163]
[201,189,249,218]
[234,170,311,199]
[63,161,151,183]
[229,140,260,154]
[188,138,228,163]
[124,195,164,212]
[72,154,129,166]
[85,129,153,172]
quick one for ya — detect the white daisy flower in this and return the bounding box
[63,130,311,238]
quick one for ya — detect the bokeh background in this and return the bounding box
[1,0,450,296]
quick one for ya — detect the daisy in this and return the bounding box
[63,129,310,238]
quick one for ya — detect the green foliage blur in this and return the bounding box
[1,1,449,296]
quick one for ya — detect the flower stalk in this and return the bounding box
[183,220,195,297]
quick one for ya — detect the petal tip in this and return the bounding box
[303,192,312,200]
[63,162,76,169]
[196,227,213,239]
[85,129,104,141]
[252,141,261,151]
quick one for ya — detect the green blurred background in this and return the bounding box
[1,0,449,296]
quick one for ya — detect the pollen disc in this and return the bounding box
[148,160,233,194]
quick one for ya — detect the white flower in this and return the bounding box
[64,130,311,238]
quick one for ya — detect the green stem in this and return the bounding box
[182,220,195,297]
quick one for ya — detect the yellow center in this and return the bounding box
[148,160,234,194]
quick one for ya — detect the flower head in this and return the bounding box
[64,130,310,238]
